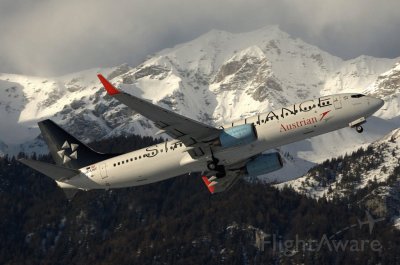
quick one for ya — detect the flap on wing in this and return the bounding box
[19,158,80,181]
[201,171,242,194]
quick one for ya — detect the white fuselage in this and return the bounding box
[59,93,383,190]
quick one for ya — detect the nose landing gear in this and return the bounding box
[349,117,366,134]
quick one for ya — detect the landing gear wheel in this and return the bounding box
[207,161,217,171]
[356,125,363,133]
[207,148,226,177]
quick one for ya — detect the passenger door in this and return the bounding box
[99,163,110,187]
[333,95,342,109]
[99,163,108,179]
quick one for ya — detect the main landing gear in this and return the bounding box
[207,148,226,178]
[355,125,364,133]
[207,161,217,170]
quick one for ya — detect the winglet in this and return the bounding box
[97,74,120,95]
[201,176,215,194]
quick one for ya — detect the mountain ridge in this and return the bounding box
[0,26,398,181]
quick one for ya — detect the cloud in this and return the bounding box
[0,0,399,76]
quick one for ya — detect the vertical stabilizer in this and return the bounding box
[38,119,114,170]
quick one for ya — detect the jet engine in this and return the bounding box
[215,124,257,148]
[244,153,283,176]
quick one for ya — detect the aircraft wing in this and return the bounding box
[98,74,220,157]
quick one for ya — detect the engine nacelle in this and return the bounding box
[217,124,257,148]
[245,153,283,177]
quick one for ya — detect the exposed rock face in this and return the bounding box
[0,26,398,161]
[278,128,400,225]
[364,185,400,218]
[134,65,170,80]
[371,63,400,97]
[107,64,131,80]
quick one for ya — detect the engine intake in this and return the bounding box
[217,124,257,148]
[245,153,283,177]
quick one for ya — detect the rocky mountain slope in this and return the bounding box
[276,128,400,225]
[0,25,399,180]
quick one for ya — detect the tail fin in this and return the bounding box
[38,119,114,170]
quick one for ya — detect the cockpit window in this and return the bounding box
[351,94,365,98]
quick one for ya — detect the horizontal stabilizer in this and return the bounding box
[19,158,80,181]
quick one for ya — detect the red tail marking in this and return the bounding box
[201,176,215,194]
[97,74,120,95]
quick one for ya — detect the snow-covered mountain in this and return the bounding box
[277,128,400,197]
[0,25,399,180]
[275,128,400,225]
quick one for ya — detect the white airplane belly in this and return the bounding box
[105,151,202,188]
[63,172,105,190]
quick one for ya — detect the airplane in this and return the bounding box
[357,210,385,234]
[19,74,384,198]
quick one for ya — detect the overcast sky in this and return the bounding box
[1,0,399,76]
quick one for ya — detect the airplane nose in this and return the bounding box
[370,97,384,111]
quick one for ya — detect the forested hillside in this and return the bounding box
[1,135,399,265]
